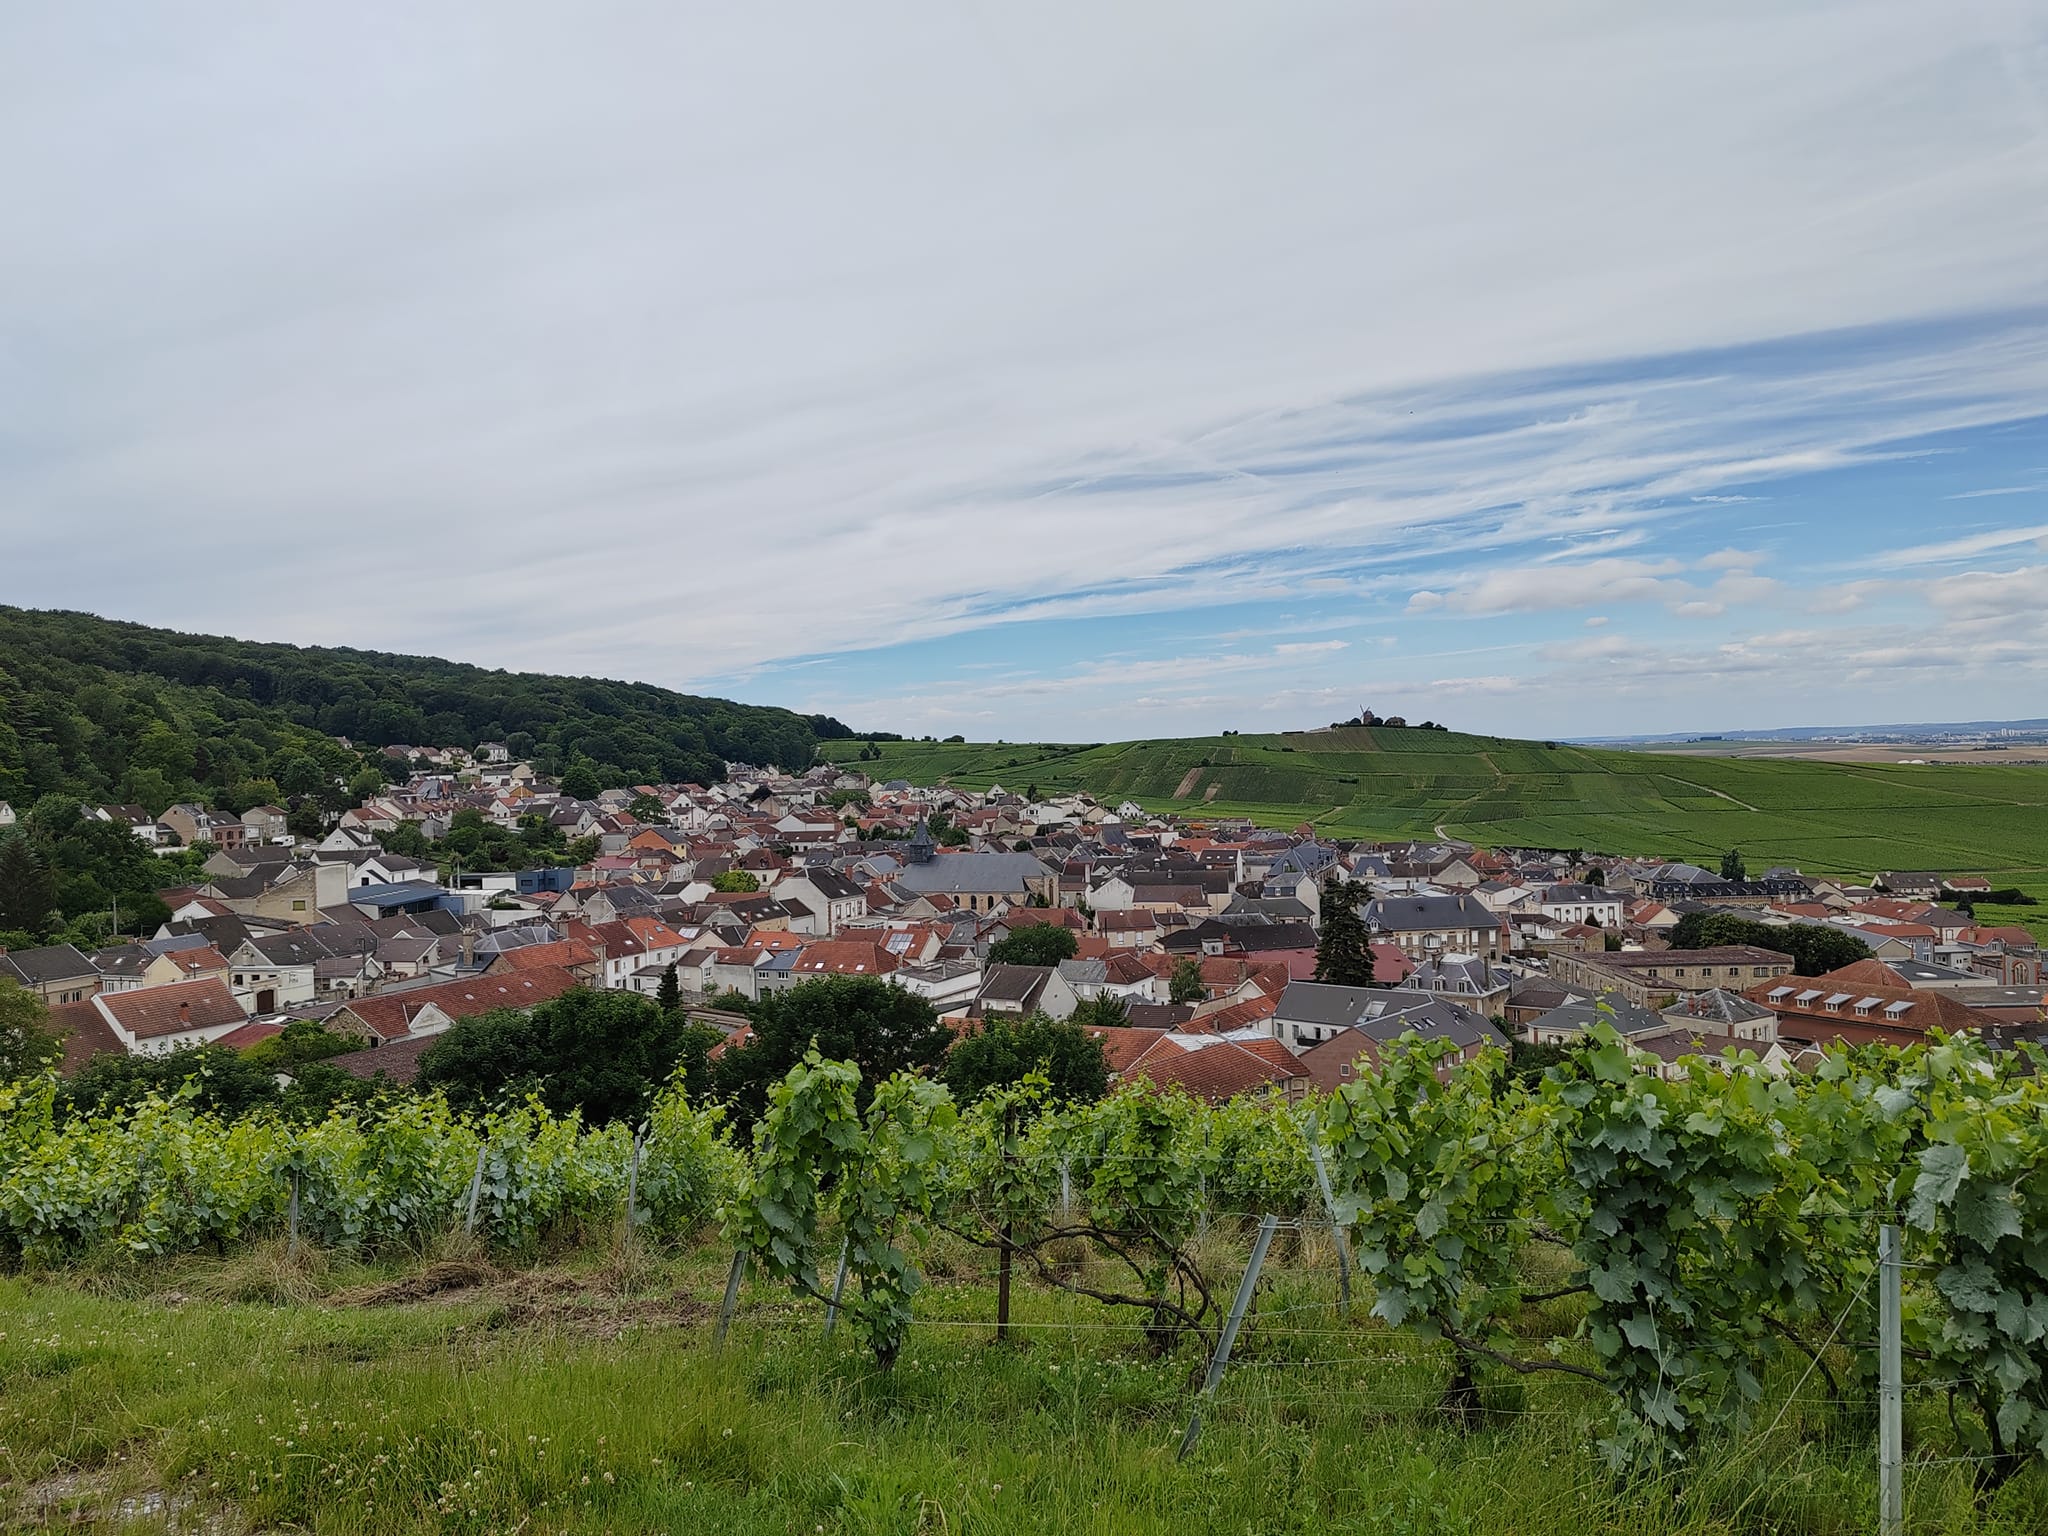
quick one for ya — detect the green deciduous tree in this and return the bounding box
[278,755,325,798]
[241,1018,357,1072]
[711,868,759,893]
[1069,993,1131,1031]
[417,988,711,1126]
[941,1012,1108,1105]
[1168,958,1205,1005]
[558,762,601,800]
[0,977,63,1081]
[987,921,1079,967]
[58,1045,283,1124]
[1667,911,1869,977]
[708,974,953,1128]
[1720,848,1746,881]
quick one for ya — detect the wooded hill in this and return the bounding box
[0,606,841,813]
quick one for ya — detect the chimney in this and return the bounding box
[178,1002,191,1024]
[461,927,475,968]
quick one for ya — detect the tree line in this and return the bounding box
[0,605,845,809]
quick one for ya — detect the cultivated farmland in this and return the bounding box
[825,728,2048,885]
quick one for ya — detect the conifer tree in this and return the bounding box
[1314,872,1375,986]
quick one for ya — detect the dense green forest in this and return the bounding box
[0,607,840,812]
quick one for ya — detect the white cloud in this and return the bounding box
[1944,484,2047,499]
[1413,551,1782,619]
[1866,523,2048,570]
[1924,564,2048,619]
[2,2,2046,714]
[1428,557,1687,615]
[1274,640,1348,655]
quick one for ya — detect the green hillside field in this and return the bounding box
[825,729,2048,899]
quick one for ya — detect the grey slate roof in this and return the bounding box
[0,943,97,985]
[894,852,1052,896]
[1662,988,1775,1028]
[347,880,446,908]
[977,963,1055,1007]
[1409,956,1510,995]
[803,870,864,901]
[88,943,153,980]
[240,932,330,966]
[1525,995,1669,1039]
[1273,982,1494,1048]
[1363,893,1497,932]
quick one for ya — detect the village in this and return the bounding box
[3,745,2041,1100]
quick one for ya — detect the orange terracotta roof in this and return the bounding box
[788,942,898,976]
[158,945,230,977]
[95,977,247,1041]
[1083,1025,1176,1073]
[495,939,598,972]
[1126,1038,1303,1103]
[339,966,581,1041]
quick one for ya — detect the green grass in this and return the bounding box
[2,1238,2041,1534]
[835,730,2048,881]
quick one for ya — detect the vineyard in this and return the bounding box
[821,731,2048,887]
[1,1032,2044,1533]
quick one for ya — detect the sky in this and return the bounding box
[4,2,2048,742]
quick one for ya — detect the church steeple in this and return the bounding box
[908,818,935,864]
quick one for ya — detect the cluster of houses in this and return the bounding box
[4,756,2042,1100]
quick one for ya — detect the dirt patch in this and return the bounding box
[338,1258,501,1306]
[488,1293,715,1340]
[12,1471,234,1533]
[329,1257,726,1340]
[1171,768,1203,799]
[1202,784,1220,802]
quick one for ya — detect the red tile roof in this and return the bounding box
[788,942,899,976]
[157,944,231,977]
[1082,1025,1175,1073]
[327,1032,443,1086]
[337,966,582,1041]
[493,939,598,972]
[94,977,248,1041]
[49,999,123,1075]
[215,1021,285,1049]
[1126,1037,1305,1103]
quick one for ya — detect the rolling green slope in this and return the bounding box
[826,729,2048,883]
